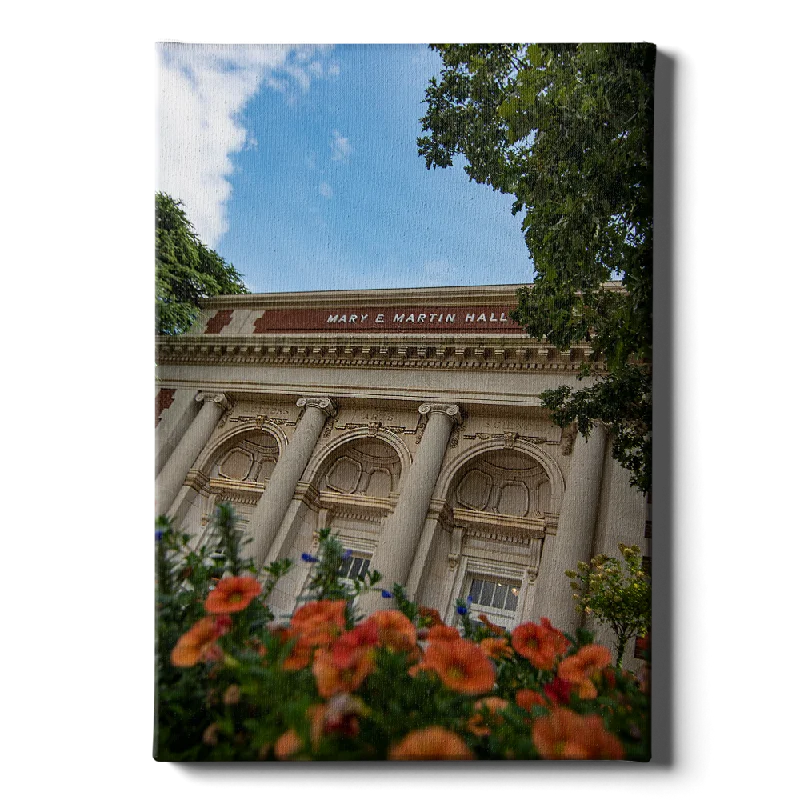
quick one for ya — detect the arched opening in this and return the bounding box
[313,437,402,575]
[415,446,555,629]
[189,429,281,542]
[273,434,405,609]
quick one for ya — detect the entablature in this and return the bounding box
[156,333,601,374]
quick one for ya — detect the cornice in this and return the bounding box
[197,281,625,311]
[316,490,396,519]
[156,334,602,374]
[199,284,524,311]
[452,507,549,538]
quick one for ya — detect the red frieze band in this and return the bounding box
[253,305,520,334]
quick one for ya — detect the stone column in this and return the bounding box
[155,388,200,476]
[155,392,231,517]
[592,450,647,559]
[363,403,461,612]
[533,423,607,631]
[589,447,648,670]
[243,397,337,568]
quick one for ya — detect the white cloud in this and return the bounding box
[319,181,333,198]
[330,129,352,161]
[158,44,335,247]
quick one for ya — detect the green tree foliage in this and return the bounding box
[419,44,654,491]
[566,544,651,668]
[156,192,249,335]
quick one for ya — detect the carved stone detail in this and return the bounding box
[418,403,463,425]
[560,423,578,455]
[156,334,597,375]
[414,414,427,444]
[461,430,552,446]
[296,396,338,419]
[448,527,465,571]
[196,391,232,413]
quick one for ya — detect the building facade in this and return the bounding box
[155,284,649,666]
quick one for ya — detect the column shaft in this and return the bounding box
[533,424,607,631]
[155,388,200,476]
[243,397,335,568]
[155,392,230,517]
[589,448,648,668]
[363,403,460,611]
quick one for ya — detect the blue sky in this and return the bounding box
[158,44,533,293]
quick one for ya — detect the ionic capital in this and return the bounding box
[418,402,462,425]
[195,391,232,412]
[297,396,338,419]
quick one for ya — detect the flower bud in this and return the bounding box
[202,723,219,746]
[223,684,240,705]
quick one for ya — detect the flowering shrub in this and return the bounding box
[566,543,651,667]
[155,504,650,761]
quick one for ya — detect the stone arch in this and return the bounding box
[435,438,565,512]
[410,440,565,629]
[302,427,411,491]
[196,420,288,477]
[178,421,287,546]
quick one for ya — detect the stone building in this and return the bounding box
[155,284,649,665]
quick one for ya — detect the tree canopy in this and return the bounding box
[419,43,655,492]
[156,192,249,335]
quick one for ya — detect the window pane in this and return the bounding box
[349,560,358,579]
[493,583,508,609]
[470,579,483,600]
[357,558,371,580]
[480,581,495,605]
[339,556,353,577]
[505,586,519,611]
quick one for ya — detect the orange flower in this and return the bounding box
[480,636,514,661]
[274,729,303,760]
[312,645,375,698]
[511,618,569,670]
[281,639,313,671]
[389,727,474,760]
[515,688,546,712]
[467,697,509,736]
[171,616,227,667]
[318,618,381,691]
[532,708,624,760]
[418,640,495,694]
[543,677,572,705]
[426,625,462,644]
[330,619,379,668]
[368,610,418,655]
[418,605,444,628]
[204,575,262,614]
[557,644,612,700]
[289,600,347,647]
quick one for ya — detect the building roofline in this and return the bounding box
[199,281,624,310]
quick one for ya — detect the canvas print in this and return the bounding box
[155,43,655,761]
